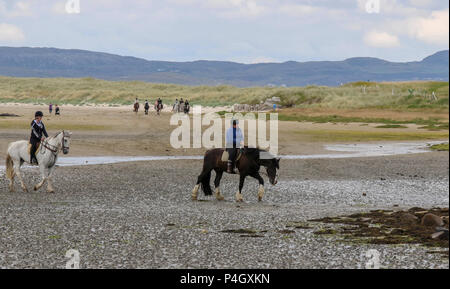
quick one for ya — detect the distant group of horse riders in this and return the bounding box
[172,98,190,114]
[134,98,163,115]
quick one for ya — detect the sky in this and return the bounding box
[0,0,448,63]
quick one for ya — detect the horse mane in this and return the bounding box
[49,131,63,140]
[243,147,279,169]
[244,147,261,159]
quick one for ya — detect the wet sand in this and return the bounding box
[1,103,447,162]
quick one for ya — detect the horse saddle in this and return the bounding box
[221,149,243,162]
[28,142,41,155]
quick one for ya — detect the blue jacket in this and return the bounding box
[226,127,243,147]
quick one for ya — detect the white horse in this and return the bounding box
[5,131,72,193]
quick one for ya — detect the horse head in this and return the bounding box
[266,157,280,185]
[59,130,72,154]
[259,150,280,185]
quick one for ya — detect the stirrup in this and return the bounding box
[30,156,38,165]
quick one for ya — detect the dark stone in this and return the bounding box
[421,213,444,228]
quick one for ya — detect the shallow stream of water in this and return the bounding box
[0,141,446,174]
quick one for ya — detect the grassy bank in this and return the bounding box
[297,129,448,142]
[430,143,449,151]
[0,76,448,109]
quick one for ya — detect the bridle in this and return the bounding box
[40,131,70,155]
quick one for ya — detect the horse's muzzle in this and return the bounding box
[63,149,69,155]
[270,175,278,185]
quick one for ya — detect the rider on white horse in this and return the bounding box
[30,111,48,165]
[6,114,71,193]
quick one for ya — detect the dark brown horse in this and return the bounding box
[192,147,280,202]
[133,102,140,114]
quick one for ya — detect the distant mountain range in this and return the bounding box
[0,47,448,87]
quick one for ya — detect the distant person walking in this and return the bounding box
[55,105,60,116]
[49,103,53,114]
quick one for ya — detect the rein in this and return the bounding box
[41,141,59,154]
[40,131,69,155]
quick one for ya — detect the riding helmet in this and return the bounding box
[35,111,44,118]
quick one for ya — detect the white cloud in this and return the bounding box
[51,2,67,15]
[0,0,32,17]
[0,23,25,42]
[409,0,434,7]
[407,9,449,45]
[226,56,275,64]
[364,30,400,47]
[279,4,318,16]
[169,0,267,17]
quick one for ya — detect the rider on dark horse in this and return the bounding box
[226,119,244,174]
[30,111,48,165]
[144,100,150,114]
[184,99,190,114]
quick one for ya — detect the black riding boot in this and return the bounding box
[30,152,38,165]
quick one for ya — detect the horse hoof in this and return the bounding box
[235,192,244,202]
[23,188,29,193]
[34,186,38,191]
[191,185,199,201]
[216,194,225,201]
[47,190,55,194]
[258,185,264,202]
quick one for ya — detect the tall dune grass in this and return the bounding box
[0,76,448,110]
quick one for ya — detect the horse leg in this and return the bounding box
[192,167,213,200]
[214,170,224,201]
[46,166,55,193]
[34,165,48,191]
[14,162,28,193]
[192,172,203,201]
[8,173,15,192]
[8,163,16,193]
[251,172,265,202]
[235,174,245,202]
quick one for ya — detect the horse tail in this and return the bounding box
[200,169,213,196]
[6,153,15,180]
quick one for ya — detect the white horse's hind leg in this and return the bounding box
[8,173,15,192]
[14,163,28,193]
[34,165,48,191]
